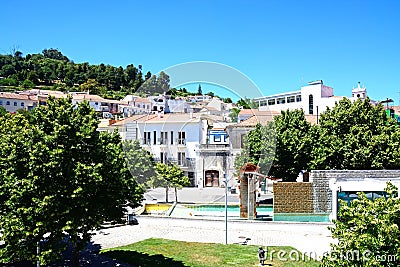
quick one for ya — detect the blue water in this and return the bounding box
[183,204,330,222]
[184,205,273,217]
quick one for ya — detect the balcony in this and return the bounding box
[154,158,195,169]
[176,138,186,145]
[141,138,151,145]
[199,144,230,151]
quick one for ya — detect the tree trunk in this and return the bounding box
[72,240,79,267]
[165,185,169,203]
[175,187,178,203]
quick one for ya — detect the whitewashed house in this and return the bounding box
[0,92,38,112]
[108,113,233,188]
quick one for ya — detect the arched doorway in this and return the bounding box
[205,170,219,187]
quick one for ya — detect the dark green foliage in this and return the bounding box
[235,123,276,176]
[0,49,157,98]
[0,97,144,265]
[0,106,7,116]
[270,109,312,182]
[237,99,400,181]
[310,98,400,170]
[321,183,400,267]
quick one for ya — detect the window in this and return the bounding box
[160,152,168,164]
[309,94,314,114]
[214,135,221,142]
[296,95,302,102]
[21,102,25,107]
[0,100,2,105]
[170,131,174,145]
[287,96,295,103]
[6,101,10,106]
[143,131,151,144]
[153,131,157,145]
[276,97,285,104]
[268,99,275,105]
[260,100,267,106]
[14,102,17,106]
[178,152,186,166]
[178,131,186,145]
[160,131,168,145]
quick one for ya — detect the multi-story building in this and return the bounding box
[255,80,368,117]
[108,113,233,188]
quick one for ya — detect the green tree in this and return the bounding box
[0,97,144,266]
[123,140,156,186]
[236,97,258,109]
[42,48,69,61]
[228,107,240,122]
[234,122,276,176]
[0,106,7,117]
[80,78,103,95]
[20,79,35,89]
[197,84,202,95]
[321,183,400,267]
[155,163,190,203]
[269,109,312,182]
[311,98,400,170]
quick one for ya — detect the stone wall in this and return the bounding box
[273,182,314,213]
[311,170,400,213]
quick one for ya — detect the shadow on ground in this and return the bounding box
[0,242,134,267]
[102,250,187,267]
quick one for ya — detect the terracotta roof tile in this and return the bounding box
[0,92,38,101]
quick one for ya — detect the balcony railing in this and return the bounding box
[154,158,195,168]
[176,138,186,145]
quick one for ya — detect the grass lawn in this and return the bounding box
[101,238,320,267]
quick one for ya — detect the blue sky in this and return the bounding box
[1,0,400,103]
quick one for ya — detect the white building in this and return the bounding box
[0,92,38,112]
[255,80,368,117]
[108,113,233,188]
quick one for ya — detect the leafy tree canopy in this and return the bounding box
[155,163,190,202]
[322,183,400,267]
[311,98,400,170]
[0,97,144,266]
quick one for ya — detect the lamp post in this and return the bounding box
[224,173,228,245]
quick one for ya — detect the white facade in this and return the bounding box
[256,80,367,116]
[108,113,233,188]
[0,92,37,112]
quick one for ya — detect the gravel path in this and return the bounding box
[91,216,333,261]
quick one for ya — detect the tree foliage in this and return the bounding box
[0,106,7,117]
[321,183,400,267]
[155,163,190,203]
[0,48,158,99]
[237,97,258,109]
[0,97,144,265]
[270,109,312,182]
[237,99,400,181]
[234,123,276,176]
[310,98,400,170]
[123,140,156,186]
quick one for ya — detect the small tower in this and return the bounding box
[352,82,367,100]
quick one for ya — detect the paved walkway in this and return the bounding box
[91,216,333,261]
[144,187,273,204]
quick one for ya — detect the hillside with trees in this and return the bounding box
[0,48,151,99]
[0,49,229,102]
